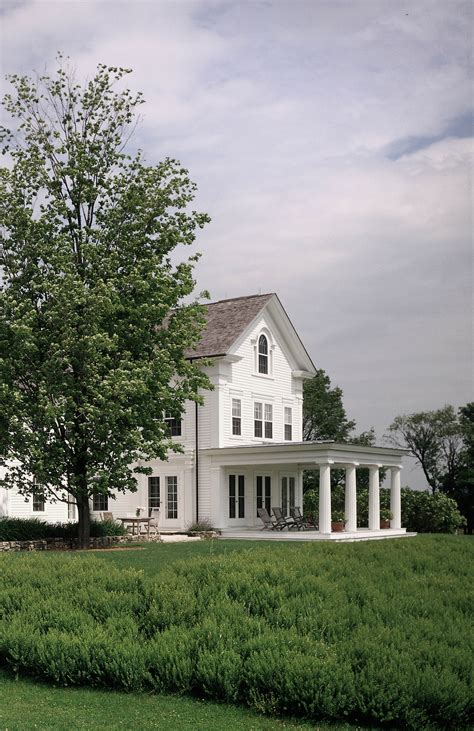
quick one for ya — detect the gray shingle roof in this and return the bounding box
[187,293,275,359]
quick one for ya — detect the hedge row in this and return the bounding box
[0,537,472,728]
[0,517,127,541]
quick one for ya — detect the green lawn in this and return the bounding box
[1,669,346,731]
[1,535,472,729]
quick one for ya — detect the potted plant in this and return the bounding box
[380,508,392,529]
[331,510,346,532]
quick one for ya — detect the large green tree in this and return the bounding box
[0,59,211,547]
[303,369,356,442]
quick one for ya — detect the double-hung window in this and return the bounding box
[284,407,293,441]
[254,402,273,439]
[232,398,242,436]
[164,412,182,437]
[32,487,45,512]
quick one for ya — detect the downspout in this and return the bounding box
[195,401,199,523]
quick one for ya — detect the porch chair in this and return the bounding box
[101,512,115,522]
[257,507,280,530]
[272,506,299,531]
[290,506,317,530]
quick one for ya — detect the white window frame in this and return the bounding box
[254,401,273,440]
[252,329,274,378]
[231,398,242,436]
[164,412,182,437]
[92,493,108,512]
[284,407,293,441]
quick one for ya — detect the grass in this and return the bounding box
[1,535,472,729]
[0,669,344,731]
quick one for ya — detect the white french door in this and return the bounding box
[228,474,246,524]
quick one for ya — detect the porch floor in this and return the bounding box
[219,528,416,542]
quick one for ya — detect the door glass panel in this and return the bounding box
[281,476,288,516]
[289,477,296,511]
[238,475,245,519]
[256,475,271,515]
[264,476,271,513]
[229,474,236,519]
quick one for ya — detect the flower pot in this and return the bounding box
[331,521,345,532]
[380,519,390,529]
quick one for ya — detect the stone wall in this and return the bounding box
[0,535,163,552]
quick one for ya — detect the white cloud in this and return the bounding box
[1,0,472,489]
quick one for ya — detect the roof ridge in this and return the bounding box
[205,293,275,306]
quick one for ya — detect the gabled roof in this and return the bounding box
[186,293,274,359]
[186,293,316,375]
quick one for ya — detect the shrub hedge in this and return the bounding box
[0,517,127,541]
[0,536,472,728]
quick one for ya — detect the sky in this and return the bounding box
[1,0,472,488]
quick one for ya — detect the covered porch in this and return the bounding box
[203,441,412,540]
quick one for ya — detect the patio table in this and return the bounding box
[118,516,152,536]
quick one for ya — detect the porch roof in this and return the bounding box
[202,441,408,468]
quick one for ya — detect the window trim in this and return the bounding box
[32,487,45,513]
[164,411,182,437]
[92,493,108,512]
[231,398,242,436]
[254,400,273,440]
[252,329,274,378]
[284,406,293,441]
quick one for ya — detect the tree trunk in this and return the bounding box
[76,496,91,549]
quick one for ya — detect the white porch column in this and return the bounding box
[368,465,381,530]
[344,464,358,533]
[390,466,402,529]
[319,463,332,534]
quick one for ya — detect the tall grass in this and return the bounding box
[0,536,472,728]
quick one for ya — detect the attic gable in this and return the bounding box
[187,293,316,376]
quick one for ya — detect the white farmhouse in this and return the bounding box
[0,293,407,538]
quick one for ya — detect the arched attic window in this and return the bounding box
[258,334,269,374]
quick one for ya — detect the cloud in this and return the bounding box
[1,0,472,489]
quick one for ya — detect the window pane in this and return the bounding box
[264,404,272,421]
[165,413,182,437]
[285,424,292,441]
[284,407,292,424]
[254,420,263,438]
[166,476,178,519]
[264,421,273,439]
[92,493,108,512]
[258,354,268,374]
[254,402,262,419]
[232,399,241,417]
[232,417,241,436]
[258,334,268,354]
[33,490,45,512]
